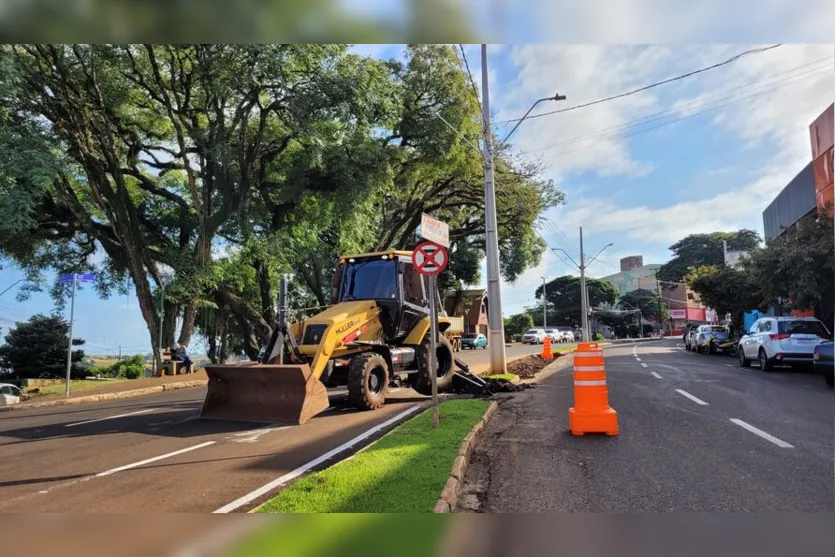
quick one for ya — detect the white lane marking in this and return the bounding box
[632,345,637,355]
[635,357,642,361]
[650,372,663,379]
[729,419,794,448]
[65,408,156,428]
[724,364,734,368]
[640,363,648,368]
[213,404,424,513]
[172,415,200,425]
[96,441,216,477]
[675,389,708,406]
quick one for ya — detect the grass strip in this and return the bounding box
[28,379,129,397]
[257,399,489,513]
[233,514,451,557]
[483,372,519,381]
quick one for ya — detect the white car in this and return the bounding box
[738,316,831,370]
[0,383,22,406]
[522,329,546,344]
[543,329,560,343]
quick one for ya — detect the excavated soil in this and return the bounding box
[505,354,557,379]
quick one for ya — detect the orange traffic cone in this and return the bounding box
[541,336,553,360]
[569,342,619,436]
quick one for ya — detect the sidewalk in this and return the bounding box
[1,370,208,412]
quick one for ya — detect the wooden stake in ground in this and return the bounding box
[428,274,440,429]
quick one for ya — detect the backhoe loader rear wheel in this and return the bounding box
[348,352,389,410]
[413,335,454,396]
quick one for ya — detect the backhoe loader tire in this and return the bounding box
[348,352,389,410]
[413,335,454,396]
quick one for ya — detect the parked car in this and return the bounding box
[683,323,700,350]
[557,327,576,343]
[461,333,488,350]
[522,328,546,345]
[543,329,560,343]
[812,341,833,388]
[694,325,731,354]
[0,383,22,406]
[738,316,832,370]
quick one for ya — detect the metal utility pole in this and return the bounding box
[654,270,668,335]
[480,44,507,375]
[579,227,589,342]
[427,275,440,429]
[542,277,548,328]
[64,274,77,397]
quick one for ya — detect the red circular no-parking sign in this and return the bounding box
[412,242,448,276]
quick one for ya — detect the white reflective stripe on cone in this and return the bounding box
[574,380,607,386]
[576,350,603,356]
[573,365,606,372]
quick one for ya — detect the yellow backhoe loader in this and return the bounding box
[200,250,492,425]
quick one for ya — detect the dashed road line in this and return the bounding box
[729,419,794,448]
[650,371,663,379]
[640,362,648,368]
[675,389,709,406]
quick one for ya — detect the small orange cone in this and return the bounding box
[569,342,619,436]
[541,336,553,360]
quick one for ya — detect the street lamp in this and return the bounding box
[0,279,37,298]
[551,241,613,342]
[541,277,548,328]
[501,93,568,145]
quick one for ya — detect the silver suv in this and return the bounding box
[738,316,831,370]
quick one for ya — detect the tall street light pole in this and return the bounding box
[556,230,613,342]
[480,44,508,375]
[480,45,566,374]
[542,277,548,328]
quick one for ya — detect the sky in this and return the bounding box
[0,37,832,356]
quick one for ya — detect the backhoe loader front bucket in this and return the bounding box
[200,362,330,425]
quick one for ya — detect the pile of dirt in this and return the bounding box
[506,354,556,379]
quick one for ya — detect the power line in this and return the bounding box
[500,44,783,124]
[521,59,832,155]
[458,44,482,113]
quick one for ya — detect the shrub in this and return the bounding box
[592,332,604,341]
[122,365,144,380]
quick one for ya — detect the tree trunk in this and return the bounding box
[214,285,271,360]
[255,259,275,323]
[178,301,198,345]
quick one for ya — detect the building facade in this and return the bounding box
[600,263,662,295]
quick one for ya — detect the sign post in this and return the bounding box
[412,240,449,429]
[60,273,95,397]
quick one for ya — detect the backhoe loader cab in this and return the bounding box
[200,250,456,425]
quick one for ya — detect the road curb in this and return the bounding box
[0,379,208,413]
[434,399,499,513]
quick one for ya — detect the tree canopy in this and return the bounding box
[0,314,87,379]
[0,44,561,360]
[618,288,666,321]
[657,230,761,284]
[534,276,618,327]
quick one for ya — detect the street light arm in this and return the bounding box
[550,247,580,269]
[585,243,614,268]
[0,279,35,298]
[501,94,567,145]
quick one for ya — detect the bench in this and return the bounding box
[160,348,187,377]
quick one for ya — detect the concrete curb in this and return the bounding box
[433,400,499,513]
[0,379,208,413]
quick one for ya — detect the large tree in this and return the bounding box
[0,44,560,361]
[657,230,761,285]
[535,276,618,327]
[618,288,667,322]
[0,314,88,379]
[685,264,764,332]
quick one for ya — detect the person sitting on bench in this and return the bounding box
[170,343,192,373]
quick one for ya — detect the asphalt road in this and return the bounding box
[0,345,544,513]
[460,339,835,512]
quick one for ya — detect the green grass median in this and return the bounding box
[256,399,489,513]
[233,514,450,557]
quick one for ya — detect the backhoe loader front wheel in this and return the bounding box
[413,335,454,396]
[348,353,389,410]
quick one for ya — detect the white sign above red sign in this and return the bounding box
[418,213,449,248]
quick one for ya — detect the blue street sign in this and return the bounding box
[60,273,95,283]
